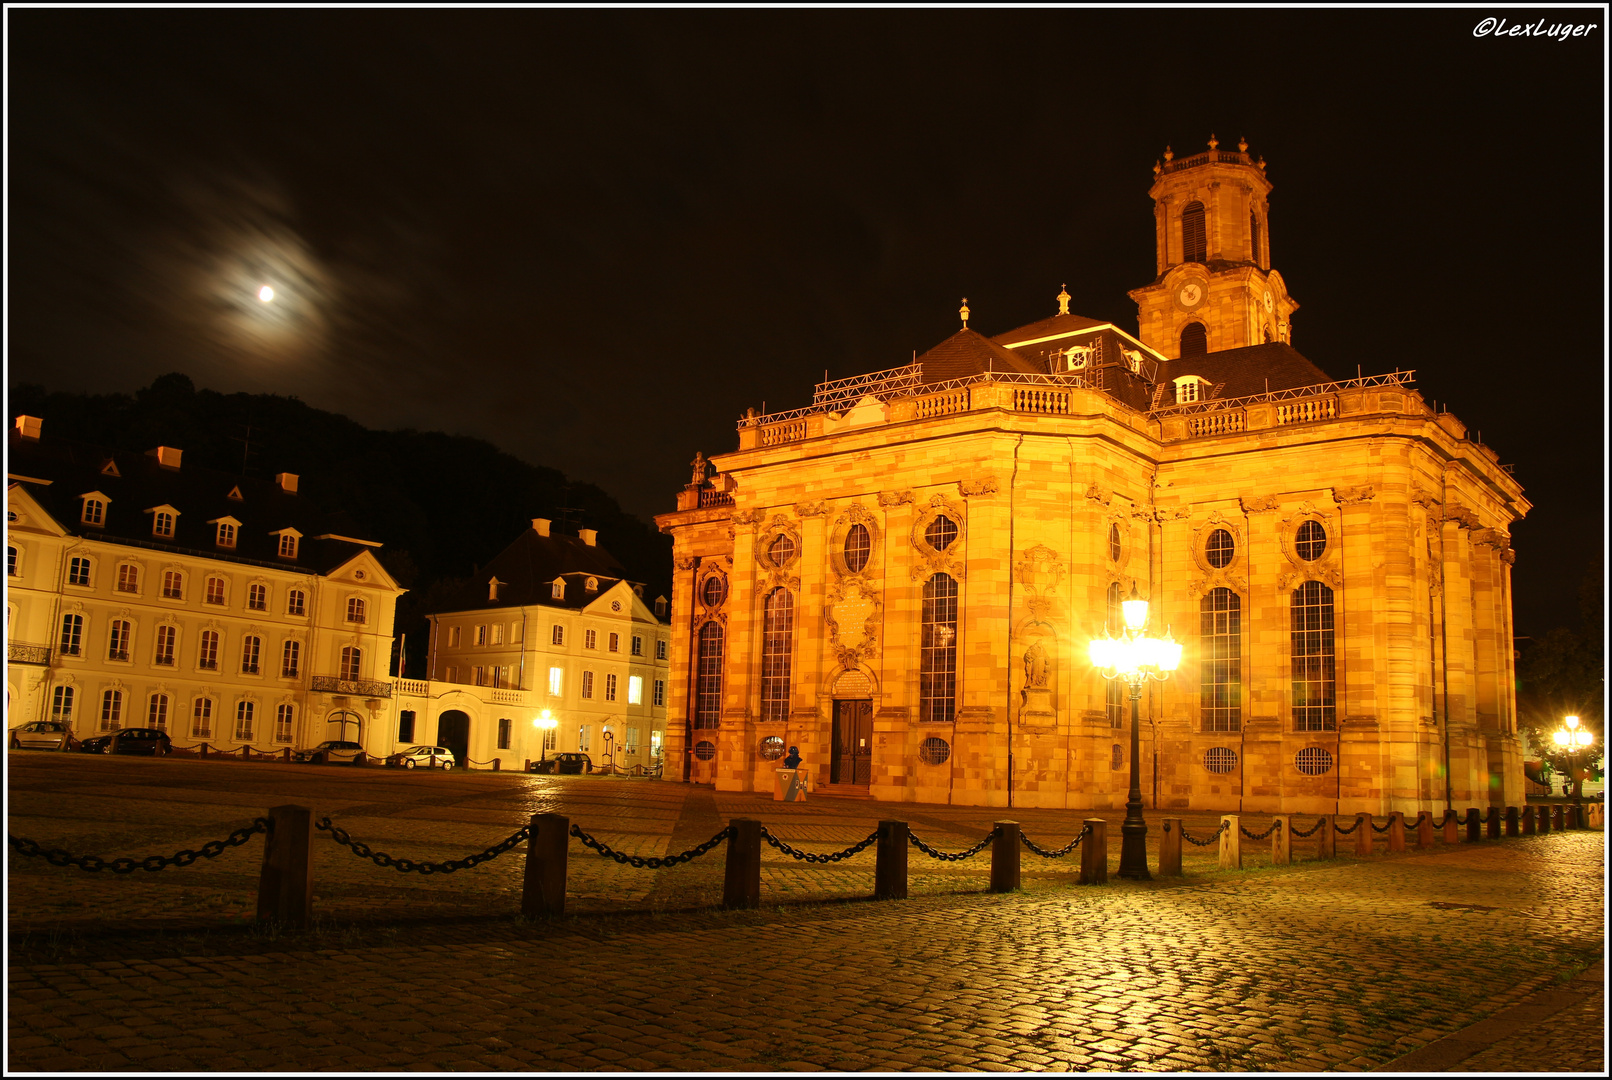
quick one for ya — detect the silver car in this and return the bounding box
[386,745,457,770]
[9,720,71,750]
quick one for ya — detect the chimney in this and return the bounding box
[579,528,598,547]
[276,472,299,494]
[147,446,183,469]
[14,416,42,441]
[531,518,551,537]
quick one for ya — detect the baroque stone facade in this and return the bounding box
[655,143,1528,814]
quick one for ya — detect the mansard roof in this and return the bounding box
[915,328,1044,383]
[1156,342,1336,401]
[430,524,647,615]
[990,311,1109,348]
[5,428,381,574]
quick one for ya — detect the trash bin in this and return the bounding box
[774,768,795,801]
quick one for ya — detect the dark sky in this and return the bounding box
[7,7,1606,636]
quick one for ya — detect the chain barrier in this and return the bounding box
[1370,820,1393,834]
[316,817,528,874]
[1020,824,1091,858]
[759,826,879,864]
[1239,821,1281,841]
[1288,818,1326,838]
[908,825,1000,862]
[1179,820,1229,847]
[571,824,731,869]
[8,819,271,874]
[1333,818,1361,835]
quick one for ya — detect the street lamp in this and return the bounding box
[532,709,557,765]
[1089,583,1183,880]
[1552,714,1595,827]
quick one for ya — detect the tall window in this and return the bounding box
[760,588,794,722]
[628,675,642,705]
[552,625,565,646]
[542,726,558,752]
[1181,200,1207,263]
[286,589,306,617]
[447,626,461,648]
[581,670,595,699]
[154,624,177,666]
[605,673,618,702]
[1250,209,1262,267]
[6,546,16,577]
[59,613,84,656]
[117,564,139,593]
[51,685,74,722]
[1180,322,1207,358]
[920,574,958,723]
[148,693,169,730]
[552,579,566,599]
[191,697,213,738]
[548,667,563,696]
[153,511,175,538]
[656,639,667,661]
[631,635,643,657]
[82,498,105,526]
[241,635,262,675]
[1200,588,1242,732]
[100,689,123,731]
[68,556,92,586]
[278,534,298,559]
[608,632,620,653]
[162,570,184,599]
[491,624,504,646]
[843,523,871,572]
[1291,581,1336,732]
[108,619,132,662]
[695,621,724,729]
[1106,582,1124,728]
[234,700,255,740]
[248,583,268,611]
[198,630,220,671]
[653,679,666,707]
[398,710,416,743]
[578,724,592,753]
[348,597,368,624]
[497,717,512,750]
[340,646,361,682]
[217,522,237,548]
[281,640,301,678]
[585,629,597,650]
[274,704,294,743]
[205,577,226,605]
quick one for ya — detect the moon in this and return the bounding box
[258,285,274,302]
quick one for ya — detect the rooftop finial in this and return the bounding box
[1163,144,1173,162]
[1207,133,1218,150]
[1056,284,1071,317]
[1257,156,1267,172]
[959,298,970,330]
[1152,159,1161,176]
[1238,136,1248,153]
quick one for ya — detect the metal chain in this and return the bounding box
[7,819,271,874]
[759,827,879,864]
[1289,818,1326,838]
[1333,818,1361,835]
[908,825,999,862]
[570,824,732,869]
[1179,821,1229,847]
[1240,821,1281,840]
[315,817,528,874]
[1020,824,1091,858]
[1370,820,1392,834]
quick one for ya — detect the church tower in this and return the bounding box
[1128,136,1299,360]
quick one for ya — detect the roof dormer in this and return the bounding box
[78,491,111,527]
[144,503,181,538]
[209,515,243,549]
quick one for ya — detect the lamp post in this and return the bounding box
[1552,714,1595,827]
[1089,584,1183,880]
[532,709,557,766]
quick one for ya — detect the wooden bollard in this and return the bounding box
[990,821,1020,893]
[874,820,908,900]
[256,803,314,928]
[1485,807,1501,839]
[1080,818,1108,884]
[1158,818,1183,877]
[1465,807,1482,842]
[1538,804,1552,834]
[1219,815,1242,869]
[1552,804,1565,831]
[1415,811,1434,848]
[1442,810,1460,844]
[199,742,209,758]
[1317,815,1336,859]
[492,758,501,772]
[1387,811,1407,852]
[723,819,762,909]
[1504,806,1520,837]
[1271,816,1291,866]
[1521,806,1537,835]
[521,812,569,918]
[1355,813,1374,856]
[282,747,292,762]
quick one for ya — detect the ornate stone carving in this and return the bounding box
[1501,549,1517,565]
[959,476,998,497]
[1085,483,1112,505]
[1473,528,1512,553]
[1023,642,1049,689]
[1410,486,1442,510]
[910,496,967,582]
[1333,484,1376,505]
[1444,505,1481,529]
[877,490,915,508]
[824,577,881,667]
[1240,494,1280,513]
[794,501,828,518]
[730,509,764,526]
[672,555,700,572]
[1014,543,1065,619]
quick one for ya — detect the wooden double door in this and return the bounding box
[830,699,873,785]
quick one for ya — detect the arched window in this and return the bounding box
[1291,581,1336,732]
[100,689,124,731]
[240,635,262,675]
[147,693,169,730]
[116,564,139,593]
[204,577,225,605]
[760,588,794,722]
[154,625,177,666]
[68,556,92,587]
[248,584,268,611]
[1180,322,1207,358]
[162,570,184,600]
[551,578,566,600]
[1105,582,1124,728]
[198,630,220,671]
[286,589,306,617]
[1200,588,1241,732]
[108,619,132,662]
[347,597,367,624]
[920,574,958,723]
[51,685,74,721]
[191,697,213,738]
[274,704,295,743]
[340,646,362,682]
[1250,209,1262,267]
[1181,201,1207,264]
[234,700,255,741]
[281,640,301,679]
[695,621,724,729]
[843,523,871,573]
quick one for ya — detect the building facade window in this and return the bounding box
[695,622,724,729]
[701,575,726,608]
[82,498,105,526]
[925,515,958,551]
[1200,587,1242,732]
[491,624,504,646]
[108,619,131,662]
[447,626,461,648]
[278,534,298,559]
[241,636,262,675]
[1291,581,1336,732]
[578,724,592,753]
[1296,520,1328,561]
[1180,321,1207,357]
[844,522,871,573]
[656,639,668,660]
[51,685,74,722]
[100,689,124,731]
[542,726,558,752]
[68,556,92,587]
[548,667,563,696]
[1206,529,1235,569]
[59,613,84,656]
[1181,200,1207,263]
[148,693,169,730]
[760,588,794,722]
[552,579,566,599]
[585,629,597,650]
[154,624,177,666]
[1106,582,1124,728]
[631,635,643,657]
[497,717,512,750]
[552,625,565,646]
[205,576,226,605]
[286,590,306,616]
[398,710,416,743]
[275,704,294,743]
[153,511,175,538]
[197,629,220,670]
[162,570,184,600]
[217,522,237,548]
[474,624,487,646]
[191,697,213,738]
[235,700,254,740]
[281,640,301,679]
[605,673,618,702]
[767,535,796,567]
[248,584,268,611]
[608,632,619,653]
[117,564,140,593]
[581,670,595,699]
[628,675,642,705]
[920,574,958,723]
[340,646,361,682]
[348,598,367,624]
[6,545,16,577]
[653,679,665,707]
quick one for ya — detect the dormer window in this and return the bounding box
[81,497,107,527]
[216,522,237,548]
[1174,376,1208,404]
[152,510,176,538]
[277,533,299,559]
[551,578,566,600]
[488,578,504,602]
[585,577,598,593]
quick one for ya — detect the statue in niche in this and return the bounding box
[1024,642,1049,689]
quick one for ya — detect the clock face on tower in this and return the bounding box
[1263,289,1274,313]
[1174,277,1208,311]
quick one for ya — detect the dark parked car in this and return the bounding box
[551,752,593,775]
[293,740,365,763]
[77,727,172,756]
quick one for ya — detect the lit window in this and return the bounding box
[548,667,563,696]
[275,704,295,744]
[608,632,620,653]
[248,583,268,611]
[760,588,794,722]
[1174,377,1201,403]
[153,511,175,538]
[578,725,592,753]
[447,626,461,648]
[205,577,226,605]
[695,622,723,730]
[1106,582,1124,728]
[51,686,75,721]
[217,522,237,548]
[108,619,131,661]
[605,673,618,702]
[348,598,368,625]
[82,498,105,526]
[843,523,871,573]
[628,675,643,705]
[117,564,139,593]
[286,589,306,617]
[154,625,177,666]
[653,679,665,707]
[340,646,361,682]
[552,579,566,600]
[191,698,213,738]
[278,533,298,559]
[281,640,301,679]
[920,575,957,723]
[162,570,184,600]
[491,624,504,646]
[241,636,262,675]
[148,693,170,730]
[582,670,595,699]
[656,639,668,661]
[234,700,255,741]
[552,625,565,646]
[924,516,958,552]
[198,630,220,671]
[1291,581,1336,732]
[68,557,92,587]
[100,689,124,731]
[542,726,557,752]
[585,629,597,650]
[59,613,84,656]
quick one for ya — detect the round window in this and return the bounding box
[1294,746,1334,776]
[1295,520,1327,561]
[843,523,871,573]
[693,740,717,762]
[1108,522,1122,563]
[918,736,950,766]
[1111,744,1124,771]
[759,735,785,761]
[1206,528,1235,569]
[701,574,727,608]
[610,600,621,612]
[1203,747,1238,774]
[925,515,958,551]
[768,534,796,567]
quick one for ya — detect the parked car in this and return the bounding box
[385,745,456,770]
[551,752,593,775]
[9,720,71,751]
[77,727,172,756]
[293,740,366,764]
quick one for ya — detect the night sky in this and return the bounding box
[7,7,1605,637]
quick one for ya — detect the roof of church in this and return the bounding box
[916,328,1044,383]
[430,524,646,615]
[990,312,1109,347]
[1158,342,1336,401]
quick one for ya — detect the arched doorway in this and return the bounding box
[437,710,470,767]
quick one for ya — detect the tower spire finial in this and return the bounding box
[1056,284,1071,317]
[1207,133,1218,150]
[959,298,970,330]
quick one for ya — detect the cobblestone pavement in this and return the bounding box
[6,753,1606,1072]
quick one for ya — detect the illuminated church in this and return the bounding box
[656,139,1528,814]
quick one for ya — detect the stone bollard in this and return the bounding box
[492,758,501,772]
[1271,816,1291,866]
[524,759,532,772]
[1442,810,1460,845]
[316,750,329,765]
[521,813,570,918]
[353,752,367,767]
[723,819,762,909]
[1505,806,1520,837]
[1552,804,1565,831]
[282,747,292,762]
[1485,807,1501,839]
[1465,807,1482,842]
[1538,804,1552,834]
[874,820,908,901]
[1415,811,1434,849]
[1158,818,1183,877]
[199,742,209,758]
[256,804,314,928]
[1522,806,1537,835]
[1387,811,1407,852]
[1219,815,1241,870]
[1080,818,1108,885]
[990,821,1021,893]
[1356,813,1374,856]
[1317,815,1336,859]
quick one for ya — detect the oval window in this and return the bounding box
[918,737,950,766]
[694,740,717,762]
[1295,746,1334,776]
[843,523,870,573]
[701,574,727,608]
[925,515,958,551]
[1206,528,1235,569]
[1295,520,1327,561]
[768,534,796,567]
[1203,747,1238,774]
[1109,523,1122,563]
[759,735,785,761]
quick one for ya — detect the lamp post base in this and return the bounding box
[1117,820,1151,880]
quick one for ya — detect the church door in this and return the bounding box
[830,700,873,785]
